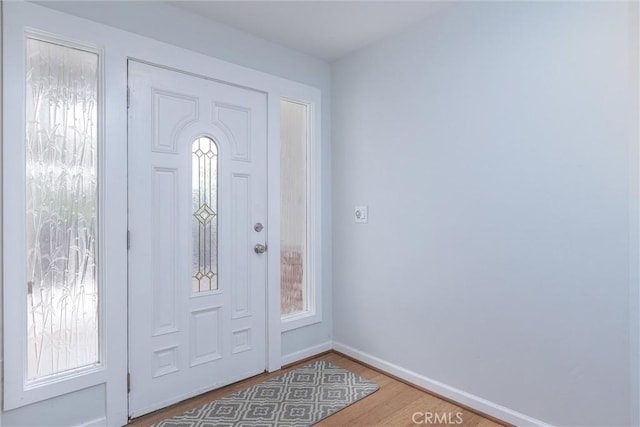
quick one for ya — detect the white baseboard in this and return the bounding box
[281,341,333,366]
[78,417,107,427]
[332,341,552,427]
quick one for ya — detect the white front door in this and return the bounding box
[127,61,268,417]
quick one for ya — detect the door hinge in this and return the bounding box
[127,372,131,393]
[127,87,131,109]
[127,230,131,250]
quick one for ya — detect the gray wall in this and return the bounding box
[332,2,638,426]
[0,2,3,426]
[37,0,333,359]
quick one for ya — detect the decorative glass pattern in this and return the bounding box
[25,38,100,379]
[280,100,308,315]
[192,137,218,292]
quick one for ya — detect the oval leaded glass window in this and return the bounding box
[192,137,218,292]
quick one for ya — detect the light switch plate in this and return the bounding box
[354,206,368,223]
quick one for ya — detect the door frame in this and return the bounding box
[2,2,321,425]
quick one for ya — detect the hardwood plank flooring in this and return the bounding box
[128,351,506,427]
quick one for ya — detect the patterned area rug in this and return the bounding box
[153,360,379,426]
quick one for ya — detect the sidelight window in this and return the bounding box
[280,95,321,331]
[25,38,100,380]
[280,100,308,315]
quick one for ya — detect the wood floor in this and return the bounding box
[128,352,507,427]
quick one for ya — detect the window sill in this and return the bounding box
[280,310,322,332]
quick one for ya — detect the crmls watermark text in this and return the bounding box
[412,411,464,425]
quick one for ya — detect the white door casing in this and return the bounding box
[127,61,268,417]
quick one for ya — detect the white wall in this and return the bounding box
[37,0,333,360]
[332,2,639,426]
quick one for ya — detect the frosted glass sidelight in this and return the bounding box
[25,38,100,380]
[280,100,308,315]
[192,137,218,292]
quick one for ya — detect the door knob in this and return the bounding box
[254,244,267,254]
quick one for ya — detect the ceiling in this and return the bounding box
[168,1,454,62]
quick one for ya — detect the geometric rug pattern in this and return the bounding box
[153,360,379,427]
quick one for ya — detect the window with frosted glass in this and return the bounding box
[26,38,100,380]
[280,100,308,315]
[192,137,218,292]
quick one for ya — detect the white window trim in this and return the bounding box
[280,92,322,332]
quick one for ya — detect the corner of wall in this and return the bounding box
[630,0,640,424]
[628,1,640,426]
